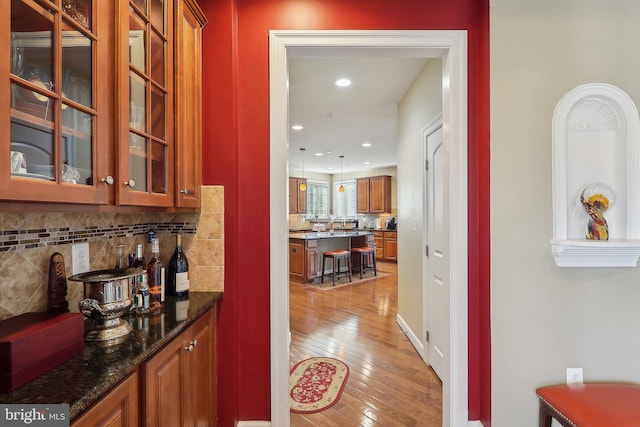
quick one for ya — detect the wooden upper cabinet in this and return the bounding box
[369,175,391,213]
[357,175,391,213]
[1,0,114,204]
[116,0,175,207]
[356,178,370,213]
[174,0,207,208]
[289,177,307,213]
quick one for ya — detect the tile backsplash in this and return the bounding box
[0,186,224,320]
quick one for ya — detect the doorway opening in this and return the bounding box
[270,30,468,427]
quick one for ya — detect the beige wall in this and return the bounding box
[396,59,442,338]
[0,186,224,320]
[491,1,640,425]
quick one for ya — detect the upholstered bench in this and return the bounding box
[536,383,640,427]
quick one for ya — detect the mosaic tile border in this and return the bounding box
[0,222,197,253]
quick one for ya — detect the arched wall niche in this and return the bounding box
[551,83,640,267]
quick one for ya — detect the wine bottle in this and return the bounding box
[136,271,150,314]
[147,238,165,312]
[167,234,189,297]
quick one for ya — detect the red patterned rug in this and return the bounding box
[289,357,349,414]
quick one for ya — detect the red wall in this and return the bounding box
[200,0,490,425]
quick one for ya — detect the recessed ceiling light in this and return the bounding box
[291,124,303,130]
[362,142,371,147]
[364,161,370,165]
[314,152,323,157]
[335,78,351,87]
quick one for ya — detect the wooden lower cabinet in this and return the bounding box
[71,372,139,427]
[384,232,397,261]
[374,232,385,260]
[143,308,216,427]
[373,231,398,262]
[289,238,318,283]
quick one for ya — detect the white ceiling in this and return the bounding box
[288,56,428,175]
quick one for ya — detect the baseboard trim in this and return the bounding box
[236,422,271,427]
[396,313,425,359]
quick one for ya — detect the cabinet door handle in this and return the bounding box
[180,188,191,195]
[184,339,198,352]
[100,176,114,185]
[123,179,135,188]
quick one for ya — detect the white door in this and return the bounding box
[425,124,450,385]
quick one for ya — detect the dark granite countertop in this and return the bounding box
[289,230,374,240]
[0,291,222,418]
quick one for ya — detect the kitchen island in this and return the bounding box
[289,230,374,283]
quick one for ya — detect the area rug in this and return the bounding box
[289,357,350,414]
[298,271,389,290]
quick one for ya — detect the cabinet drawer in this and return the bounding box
[374,231,385,238]
[306,239,318,249]
[385,232,397,239]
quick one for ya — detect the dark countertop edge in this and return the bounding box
[289,228,396,233]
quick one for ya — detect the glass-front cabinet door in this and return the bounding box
[1,0,112,204]
[116,0,174,206]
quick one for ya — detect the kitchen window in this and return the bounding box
[333,179,357,219]
[307,180,329,218]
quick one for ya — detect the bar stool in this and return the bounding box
[536,383,640,427]
[321,250,352,286]
[351,247,377,279]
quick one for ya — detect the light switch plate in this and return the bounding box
[566,367,583,385]
[72,243,90,276]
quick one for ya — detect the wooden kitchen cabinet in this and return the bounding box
[71,371,139,427]
[373,230,397,262]
[289,177,307,213]
[384,231,397,261]
[115,0,175,207]
[2,0,205,210]
[1,0,114,204]
[357,176,391,213]
[373,231,385,260]
[143,306,216,426]
[174,0,207,208]
[289,238,318,283]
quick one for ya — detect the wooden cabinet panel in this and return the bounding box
[305,240,318,281]
[289,238,318,282]
[289,177,307,213]
[175,0,207,208]
[143,335,184,426]
[289,239,305,282]
[374,232,385,260]
[357,178,370,213]
[72,372,139,427]
[2,0,113,204]
[116,0,175,207]
[143,307,216,427]
[357,176,391,213]
[186,307,215,425]
[384,231,397,261]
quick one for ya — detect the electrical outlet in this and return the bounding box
[566,368,583,385]
[72,243,90,275]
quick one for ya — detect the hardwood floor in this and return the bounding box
[289,262,443,426]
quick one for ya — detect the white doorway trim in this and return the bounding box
[269,30,468,427]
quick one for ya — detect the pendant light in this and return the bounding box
[299,148,307,191]
[339,155,345,193]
